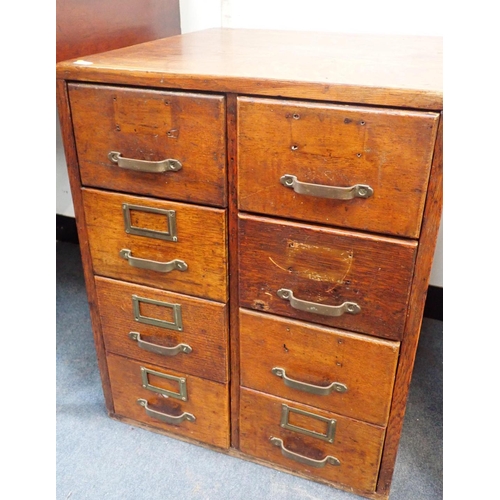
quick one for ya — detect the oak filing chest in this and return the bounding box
[56,28,443,499]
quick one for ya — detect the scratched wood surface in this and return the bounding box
[56,29,442,110]
[69,84,227,207]
[95,277,229,383]
[107,353,230,449]
[83,189,228,302]
[239,310,399,426]
[239,388,386,494]
[238,97,439,238]
[238,214,417,340]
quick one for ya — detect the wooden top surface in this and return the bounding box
[56,28,443,110]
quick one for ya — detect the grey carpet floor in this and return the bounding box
[56,240,443,500]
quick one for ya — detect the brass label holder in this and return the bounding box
[280,404,337,443]
[132,294,183,331]
[140,366,188,401]
[122,203,178,242]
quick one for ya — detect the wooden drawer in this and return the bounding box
[83,189,228,302]
[95,277,228,383]
[239,310,399,426]
[237,97,439,238]
[107,353,230,449]
[69,84,227,207]
[238,214,417,340]
[239,388,385,494]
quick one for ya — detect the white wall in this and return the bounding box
[218,0,443,36]
[56,113,75,217]
[179,0,221,33]
[56,0,443,286]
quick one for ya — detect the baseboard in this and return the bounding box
[423,285,443,321]
[56,214,79,244]
[55,214,443,321]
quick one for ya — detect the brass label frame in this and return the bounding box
[140,366,188,401]
[280,404,337,443]
[122,203,178,241]
[132,294,183,331]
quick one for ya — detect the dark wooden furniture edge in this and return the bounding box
[56,0,181,63]
[226,94,241,447]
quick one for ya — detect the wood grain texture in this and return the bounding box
[68,84,227,207]
[238,214,417,340]
[56,79,114,413]
[238,97,439,238]
[239,388,386,494]
[376,116,443,495]
[107,353,230,449]
[56,29,443,110]
[226,94,241,448]
[83,189,228,302]
[95,277,228,383]
[239,310,399,426]
[56,0,180,62]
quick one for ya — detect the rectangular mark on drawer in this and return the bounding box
[113,92,176,136]
[123,203,178,241]
[269,240,353,284]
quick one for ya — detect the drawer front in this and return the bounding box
[239,310,399,426]
[69,84,227,207]
[83,189,228,302]
[237,97,439,238]
[239,388,385,494]
[107,353,230,449]
[238,214,417,340]
[95,277,228,383]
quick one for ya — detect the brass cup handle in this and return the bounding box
[270,437,340,468]
[277,289,360,317]
[120,249,188,273]
[272,367,347,396]
[137,399,195,425]
[280,174,373,200]
[108,151,182,173]
[129,332,192,356]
